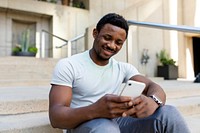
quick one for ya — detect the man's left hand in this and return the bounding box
[122,95,159,118]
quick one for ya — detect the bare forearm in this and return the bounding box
[49,104,98,129]
[144,82,166,104]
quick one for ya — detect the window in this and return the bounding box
[12,20,36,49]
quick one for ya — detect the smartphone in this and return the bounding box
[119,80,146,97]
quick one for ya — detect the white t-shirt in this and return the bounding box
[51,50,140,108]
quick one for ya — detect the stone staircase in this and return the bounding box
[157,80,200,133]
[0,57,200,133]
[0,57,59,87]
[0,57,62,133]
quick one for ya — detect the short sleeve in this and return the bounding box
[50,58,74,87]
[120,62,140,82]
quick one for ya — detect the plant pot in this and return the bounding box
[62,0,69,5]
[13,51,36,57]
[157,65,178,80]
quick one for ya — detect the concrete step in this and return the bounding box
[0,81,199,132]
[166,96,200,115]
[0,56,58,65]
[0,72,52,80]
[157,80,200,99]
[0,56,58,87]
[0,112,62,133]
[0,79,51,87]
[0,86,50,115]
[185,114,200,133]
[0,64,54,72]
[1,83,200,116]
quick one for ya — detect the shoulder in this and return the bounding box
[112,58,136,69]
[56,51,89,66]
[111,58,140,75]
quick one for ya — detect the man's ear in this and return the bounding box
[93,28,98,38]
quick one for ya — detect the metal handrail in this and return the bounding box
[127,20,200,33]
[42,30,68,42]
[56,33,85,48]
[40,29,85,58]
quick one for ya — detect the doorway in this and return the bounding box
[192,37,200,76]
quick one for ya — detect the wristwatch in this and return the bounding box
[149,95,163,106]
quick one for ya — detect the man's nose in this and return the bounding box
[107,41,116,50]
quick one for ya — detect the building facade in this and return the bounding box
[0,0,199,79]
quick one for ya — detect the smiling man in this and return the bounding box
[49,13,190,133]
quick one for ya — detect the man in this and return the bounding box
[49,13,190,133]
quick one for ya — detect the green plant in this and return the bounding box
[28,46,38,54]
[156,49,176,66]
[12,45,38,54]
[50,0,57,3]
[21,29,30,52]
[73,1,85,9]
[12,29,38,55]
[12,45,21,54]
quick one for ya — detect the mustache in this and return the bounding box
[104,46,116,52]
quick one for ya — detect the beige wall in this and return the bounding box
[0,0,199,78]
[181,0,200,79]
[87,0,200,79]
[0,10,7,56]
[0,9,51,57]
[0,0,89,58]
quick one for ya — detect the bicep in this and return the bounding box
[49,85,72,108]
[129,75,159,94]
[129,75,152,86]
[130,75,165,97]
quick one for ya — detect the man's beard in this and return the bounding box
[96,51,111,61]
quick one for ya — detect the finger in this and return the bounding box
[109,101,132,110]
[122,99,146,117]
[135,107,150,118]
[117,96,132,102]
[134,100,146,111]
[132,95,144,105]
[109,106,130,117]
[106,94,132,103]
[122,106,137,117]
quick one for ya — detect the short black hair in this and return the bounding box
[96,13,129,38]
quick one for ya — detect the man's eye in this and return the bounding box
[104,36,111,40]
[116,41,123,46]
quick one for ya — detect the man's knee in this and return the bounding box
[157,105,181,117]
[155,105,187,125]
[70,118,120,133]
[95,120,120,133]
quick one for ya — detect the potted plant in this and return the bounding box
[61,0,69,5]
[12,29,38,57]
[156,49,178,79]
[12,45,38,57]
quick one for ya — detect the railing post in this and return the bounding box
[41,31,45,58]
[68,41,71,57]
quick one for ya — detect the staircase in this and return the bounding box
[0,57,200,133]
[156,80,200,133]
[0,56,62,133]
[0,57,59,87]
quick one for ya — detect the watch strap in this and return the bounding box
[149,95,163,106]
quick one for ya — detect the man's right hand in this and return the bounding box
[91,94,133,118]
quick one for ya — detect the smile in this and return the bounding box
[103,47,115,55]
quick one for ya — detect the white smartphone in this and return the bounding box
[119,80,146,97]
